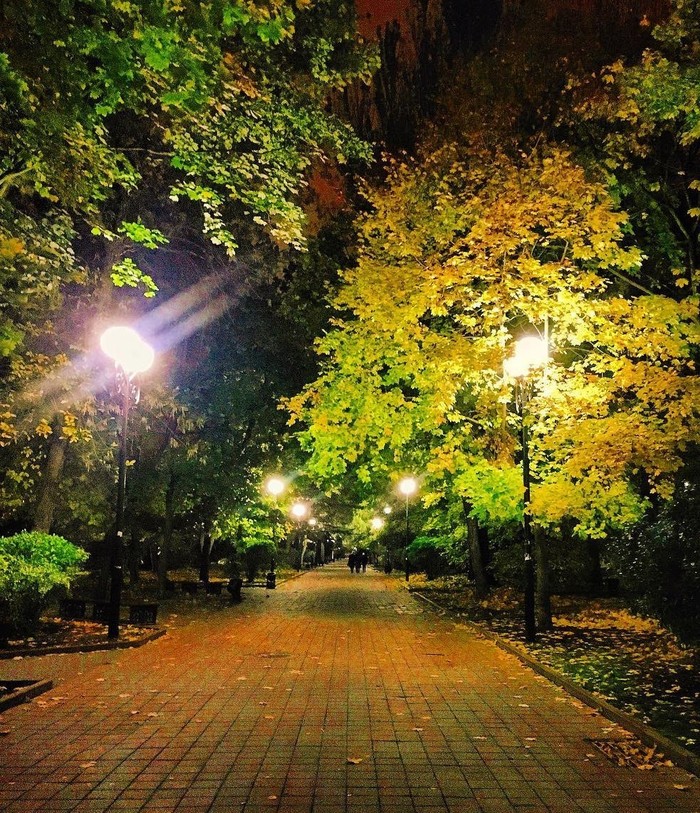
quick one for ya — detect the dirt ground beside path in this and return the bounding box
[0,563,697,813]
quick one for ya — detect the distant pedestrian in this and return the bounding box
[360,550,368,573]
[348,551,357,573]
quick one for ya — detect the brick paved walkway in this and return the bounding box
[0,563,697,812]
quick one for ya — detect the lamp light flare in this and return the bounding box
[100,326,154,375]
[308,517,318,528]
[516,336,549,366]
[504,335,549,378]
[265,476,286,497]
[383,505,392,515]
[503,355,528,379]
[291,501,309,520]
[398,476,418,497]
[371,516,384,531]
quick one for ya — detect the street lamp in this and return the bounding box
[504,334,548,643]
[100,326,154,640]
[371,516,385,532]
[398,476,418,582]
[265,475,285,498]
[264,475,286,589]
[291,501,309,521]
[308,517,319,566]
[291,501,309,570]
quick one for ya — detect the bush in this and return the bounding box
[406,536,450,579]
[607,495,700,641]
[0,532,88,639]
[242,540,275,583]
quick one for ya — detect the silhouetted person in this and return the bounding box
[348,551,357,573]
[360,550,368,573]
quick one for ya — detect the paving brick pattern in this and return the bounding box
[0,563,697,812]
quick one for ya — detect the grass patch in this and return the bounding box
[407,574,700,755]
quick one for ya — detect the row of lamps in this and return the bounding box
[100,323,548,643]
[367,336,548,642]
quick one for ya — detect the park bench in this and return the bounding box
[128,603,158,624]
[91,601,111,623]
[58,598,159,626]
[58,598,87,620]
[178,579,227,596]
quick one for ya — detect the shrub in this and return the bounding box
[406,536,450,579]
[602,454,700,641]
[0,532,88,639]
[242,540,275,583]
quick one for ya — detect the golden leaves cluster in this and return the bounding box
[290,143,700,535]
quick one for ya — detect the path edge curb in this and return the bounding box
[0,627,167,660]
[411,589,700,778]
[0,678,53,712]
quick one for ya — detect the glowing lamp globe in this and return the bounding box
[291,501,308,520]
[265,476,286,497]
[101,326,154,375]
[516,336,549,367]
[503,355,528,379]
[371,517,385,531]
[398,476,418,497]
[504,335,548,378]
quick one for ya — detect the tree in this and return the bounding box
[289,142,700,626]
[0,0,377,541]
[560,0,700,293]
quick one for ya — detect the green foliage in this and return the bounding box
[0,0,376,256]
[454,462,523,529]
[607,465,700,640]
[0,202,84,357]
[406,535,450,580]
[0,0,376,547]
[242,540,276,583]
[109,257,158,297]
[561,0,700,292]
[0,531,87,638]
[290,143,700,541]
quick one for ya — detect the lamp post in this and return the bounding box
[100,326,154,640]
[291,501,309,570]
[398,476,418,582]
[265,476,286,587]
[504,335,548,643]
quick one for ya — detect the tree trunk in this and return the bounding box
[32,425,66,533]
[199,528,213,583]
[462,499,489,598]
[94,529,112,601]
[586,537,604,595]
[157,473,176,597]
[533,525,553,631]
[128,527,142,585]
